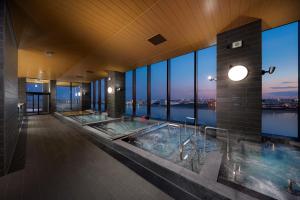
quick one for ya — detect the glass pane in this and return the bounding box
[95,81,99,111]
[91,82,94,109]
[136,66,147,116]
[151,61,167,120]
[56,83,71,112]
[101,79,106,112]
[40,94,49,113]
[72,83,81,111]
[26,95,33,112]
[125,71,133,115]
[26,82,45,92]
[262,22,298,138]
[170,52,194,122]
[197,46,216,126]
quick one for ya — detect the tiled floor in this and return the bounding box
[0,115,172,200]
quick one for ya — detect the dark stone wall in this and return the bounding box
[216,20,262,140]
[107,71,125,118]
[18,77,26,112]
[81,82,91,110]
[0,0,19,176]
[42,83,49,112]
[50,80,56,113]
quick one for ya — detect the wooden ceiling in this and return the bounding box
[10,0,300,82]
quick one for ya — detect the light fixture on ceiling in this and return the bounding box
[208,75,217,81]
[228,65,248,81]
[45,51,54,57]
[262,66,276,75]
[107,87,113,94]
[148,34,167,45]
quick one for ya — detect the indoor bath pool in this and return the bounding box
[88,117,158,140]
[124,124,223,173]
[69,113,111,124]
[218,141,300,200]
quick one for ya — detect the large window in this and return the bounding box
[136,66,147,116]
[56,82,71,111]
[101,79,106,112]
[262,22,298,138]
[26,81,47,112]
[197,46,216,126]
[26,82,44,92]
[170,53,194,122]
[71,83,81,111]
[91,82,94,110]
[125,71,133,115]
[94,81,99,111]
[151,61,167,120]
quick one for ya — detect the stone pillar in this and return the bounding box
[18,77,26,113]
[107,71,125,118]
[42,82,49,113]
[216,20,262,141]
[50,80,56,113]
[0,0,19,176]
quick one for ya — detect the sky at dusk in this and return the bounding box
[262,22,298,99]
[151,61,167,100]
[126,22,298,101]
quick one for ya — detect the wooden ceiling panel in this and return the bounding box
[10,0,300,81]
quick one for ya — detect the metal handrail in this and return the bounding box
[204,126,229,159]
[179,138,192,160]
[185,117,197,137]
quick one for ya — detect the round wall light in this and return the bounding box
[228,65,248,81]
[107,87,113,94]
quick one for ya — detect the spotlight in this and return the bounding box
[107,87,113,94]
[208,75,217,81]
[262,66,276,75]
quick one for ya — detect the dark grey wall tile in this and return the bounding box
[216,20,262,140]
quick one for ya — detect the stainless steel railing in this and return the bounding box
[185,117,197,137]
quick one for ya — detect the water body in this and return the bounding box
[126,105,298,138]
[262,110,298,138]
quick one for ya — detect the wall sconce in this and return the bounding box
[108,77,111,81]
[107,87,113,94]
[208,75,217,81]
[262,66,276,75]
[228,65,248,81]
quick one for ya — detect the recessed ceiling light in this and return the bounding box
[45,51,54,57]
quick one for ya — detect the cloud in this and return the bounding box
[281,81,296,84]
[268,91,298,97]
[270,86,298,89]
